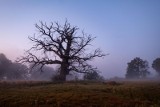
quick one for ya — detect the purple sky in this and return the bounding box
[0,0,160,78]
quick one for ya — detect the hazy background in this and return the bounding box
[0,0,160,78]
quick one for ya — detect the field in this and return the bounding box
[0,80,160,107]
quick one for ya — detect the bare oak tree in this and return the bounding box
[18,20,105,81]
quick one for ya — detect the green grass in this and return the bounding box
[0,81,160,107]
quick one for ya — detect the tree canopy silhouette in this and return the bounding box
[152,58,160,76]
[18,20,105,81]
[126,57,150,79]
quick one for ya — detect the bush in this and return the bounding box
[83,71,104,81]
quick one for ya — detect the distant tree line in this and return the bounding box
[0,53,104,81]
[0,53,160,81]
[0,53,28,80]
[0,53,57,81]
[125,57,160,79]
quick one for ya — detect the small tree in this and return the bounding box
[126,57,150,79]
[152,58,160,76]
[18,20,105,81]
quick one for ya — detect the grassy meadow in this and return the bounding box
[0,80,160,107]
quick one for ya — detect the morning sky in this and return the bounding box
[0,0,160,78]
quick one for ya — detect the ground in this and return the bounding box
[0,80,160,107]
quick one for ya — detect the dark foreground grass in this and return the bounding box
[0,81,160,107]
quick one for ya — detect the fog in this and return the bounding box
[0,53,82,81]
[0,53,159,82]
[0,0,160,80]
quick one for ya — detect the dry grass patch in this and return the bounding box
[0,81,160,107]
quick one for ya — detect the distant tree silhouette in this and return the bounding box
[7,63,28,80]
[18,20,105,81]
[126,57,150,79]
[0,53,12,79]
[0,53,28,80]
[152,58,160,76]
